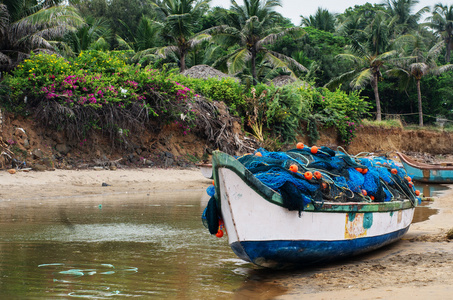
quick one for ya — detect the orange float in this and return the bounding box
[314,171,322,180]
[415,190,420,196]
[355,168,363,173]
[362,189,367,196]
[310,146,318,154]
[289,164,298,172]
[296,142,304,149]
[255,152,262,157]
[304,171,313,180]
[391,168,398,174]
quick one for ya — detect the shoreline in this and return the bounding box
[1,167,452,299]
[0,167,211,201]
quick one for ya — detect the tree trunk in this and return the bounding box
[446,36,452,63]
[417,79,423,127]
[371,74,381,121]
[179,51,186,73]
[251,52,257,86]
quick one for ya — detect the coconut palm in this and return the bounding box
[65,16,112,54]
[300,7,336,33]
[326,11,395,121]
[426,3,453,63]
[151,0,211,72]
[210,0,307,85]
[384,0,430,35]
[0,2,84,71]
[387,35,453,126]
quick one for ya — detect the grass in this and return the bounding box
[361,118,403,128]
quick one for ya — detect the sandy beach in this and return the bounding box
[1,167,452,299]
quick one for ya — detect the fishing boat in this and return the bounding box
[206,149,418,269]
[196,163,213,179]
[396,152,453,183]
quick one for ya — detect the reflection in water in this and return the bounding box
[0,191,276,299]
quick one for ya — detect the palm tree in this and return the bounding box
[384,0,429,35]
[326,11,395,121]
[388,35,453,126]
[427,3,453,63]
[0,2,84,71]
[300,7,336,33]
[65,16,112,54]
[210,0,307,85]
[151,0,211,72]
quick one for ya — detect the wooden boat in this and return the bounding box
[211,151,416,269]
[196,163,213,179]
[396,152,453,183]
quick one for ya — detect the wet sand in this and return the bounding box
[1,168,452,299]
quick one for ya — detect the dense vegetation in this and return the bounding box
[1,0,452,150]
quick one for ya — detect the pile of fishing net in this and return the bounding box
[202,144,420,234]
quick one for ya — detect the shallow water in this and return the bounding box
[0,191,267,299]
[0,186,445,299]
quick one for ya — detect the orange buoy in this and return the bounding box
[255,152,262,157]
[391,168,398,174]
[370,195,375,201]
[296,142,304,149]
[362,168,368,174]
[415,190,420,196]
[409,182,413,188]
[215,230,223,238]
[406,176,412,182]
[321,182,328,189]
[310,146,318,154]
[362,189,367,196]
[289,164,298,172]
[304,171,313,180]
[314,171,322,180]
[355,168,363,173]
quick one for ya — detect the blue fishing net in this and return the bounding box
[203,146,419,233]
[237,147,418,207]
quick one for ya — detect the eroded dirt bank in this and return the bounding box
[2,110,453,171]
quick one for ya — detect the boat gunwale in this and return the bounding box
[212,151,415,213]
[396,152,453,170]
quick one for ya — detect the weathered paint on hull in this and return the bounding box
[401,160,453,183]
[214,155,415,268]
[231,227,409,268]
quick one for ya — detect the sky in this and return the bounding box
[209,0,437,25]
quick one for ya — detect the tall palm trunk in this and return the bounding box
[179,51,186,72]
[371,74,382,121]
[251,48,257,86]
[416,79,423,126]
[446,36,452,62]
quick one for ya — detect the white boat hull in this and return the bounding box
[218,168,415,268]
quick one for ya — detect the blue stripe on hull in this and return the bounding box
[230,226,410,268]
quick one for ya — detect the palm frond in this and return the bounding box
[351,68,373,89]
[325,70,357,90]
[266,49,308,72]
[227,48,251,74]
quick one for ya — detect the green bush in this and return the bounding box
[170,75,246,115]
[2,51,197,143]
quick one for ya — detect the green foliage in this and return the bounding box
[300,85,370,145]
[1,51,198,144]
[243,82,370,146]
[171,75,246,115]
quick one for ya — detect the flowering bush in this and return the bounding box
[2,51,197,143]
